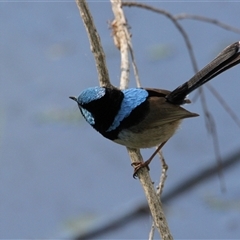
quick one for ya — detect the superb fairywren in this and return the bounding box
[70,42,240,177]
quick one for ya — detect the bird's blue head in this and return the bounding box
[77,86,106,106]
[69,87,106,125]
[69,86,124,133]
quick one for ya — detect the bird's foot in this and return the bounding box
[131,160,151,179]
[131,141,168,178]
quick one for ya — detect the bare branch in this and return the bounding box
[206,84,240,128]
[149,222,155,240]
[111,3,141,88]
[157,151,168,197]
[122,2,199,73]
[175,13,240,34]
[111,1,130,90]
[129,44,142,88]
[75,0,112,88]
[127,148,173,240]
[198,88,226,192]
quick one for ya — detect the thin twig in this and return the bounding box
[175,13,240,34]
[111,19,141,87]
[191,83,240,130]
[75,0,112,88]
[122,2,198,72]
[157,150,169,197]
[149,150,168,240]
[198,88,226,192]
[206,84,240,128]
[110,1,130,90]
[129,44,142,88]
[149,222,155,240]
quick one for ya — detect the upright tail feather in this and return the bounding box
[166,41,240,105]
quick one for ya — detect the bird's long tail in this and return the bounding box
[166,41,240,104]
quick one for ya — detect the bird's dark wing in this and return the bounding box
[146,95,199,126]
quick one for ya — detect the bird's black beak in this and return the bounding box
[69,96,78,102]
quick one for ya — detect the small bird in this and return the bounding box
[70,41,240,177]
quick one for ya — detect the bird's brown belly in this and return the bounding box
[114,120,182,148]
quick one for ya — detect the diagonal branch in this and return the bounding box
[75,0,112,88]
[175,13,240,34]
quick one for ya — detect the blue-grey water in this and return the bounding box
[1,1,240,239]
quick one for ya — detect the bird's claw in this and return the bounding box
[131,161,150,179]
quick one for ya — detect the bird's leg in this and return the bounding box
[132,141,168,178]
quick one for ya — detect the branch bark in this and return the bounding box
[127,148,173,240]
[75,0,112,88]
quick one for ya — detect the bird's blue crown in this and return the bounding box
[77,86,106,105]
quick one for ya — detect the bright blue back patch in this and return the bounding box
[107,88,148,132]
[81,108,95,125]
[78,86,106,105]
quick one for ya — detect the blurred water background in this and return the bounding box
[1,1,240,239]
